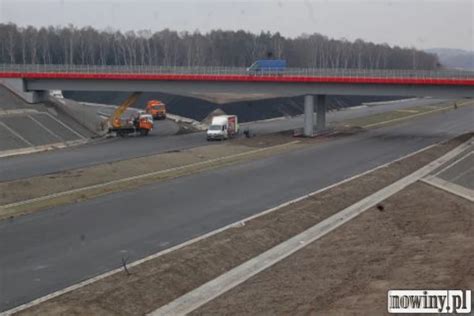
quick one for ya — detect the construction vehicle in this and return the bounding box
[108,92,154,136]
[146,100,167,120]
[206,115,239,141]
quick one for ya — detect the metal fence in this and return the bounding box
[1,64,473,79]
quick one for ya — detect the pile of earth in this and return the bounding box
[201,108,227,125]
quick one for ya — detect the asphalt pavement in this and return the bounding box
[0,98,449,181]
[242,97,449,134]
[437,152,474,190]
[0,104,472,312]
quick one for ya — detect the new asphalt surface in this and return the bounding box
[0,104,472,311]
[0,98,449,181]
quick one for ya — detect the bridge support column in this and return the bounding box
[316,94,327,131]
[303,95,314,137]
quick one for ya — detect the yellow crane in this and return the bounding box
[107,92,154,136]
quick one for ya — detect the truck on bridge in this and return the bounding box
[246,59,287,74]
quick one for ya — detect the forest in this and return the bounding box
[0,23,440,69]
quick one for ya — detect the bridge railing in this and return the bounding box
[1,64,473,79]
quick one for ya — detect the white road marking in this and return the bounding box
[363,106,448,128]
[421,176,474,202]
[32,265,50,271]
[0,109,39,116]
[396,109,419,113]
[432,150,473,177]
[363,100,474,128]
[0,139,88,159]
[0,141,300,209]
[150,137,472,316]
[0,139,444,316]
[0,121,33,146]
[27,115,64,142]
[42,112,87,140]
[450,164,474,183]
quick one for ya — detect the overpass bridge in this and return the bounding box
[1,64,473,136]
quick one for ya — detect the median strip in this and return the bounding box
[339,100,474,129]
[0,140,301,219]
[363,104,458,128]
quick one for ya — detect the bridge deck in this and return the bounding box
[1,72,474,86]
[1,64,474,86]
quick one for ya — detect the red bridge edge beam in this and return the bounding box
[1,72,474,86]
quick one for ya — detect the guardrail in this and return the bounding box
[1,64,474,80]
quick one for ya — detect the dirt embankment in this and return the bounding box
[17,133,472,316]
[194,181,474,315]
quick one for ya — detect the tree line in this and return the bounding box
[0,23,440,69]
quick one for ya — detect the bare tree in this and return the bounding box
[0,23,440,70]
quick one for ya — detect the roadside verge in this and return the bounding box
[193,177,474,315]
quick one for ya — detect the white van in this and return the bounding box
[206,115,239,141]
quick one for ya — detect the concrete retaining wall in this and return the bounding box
[47,96,107,136]
[0,78,47,103]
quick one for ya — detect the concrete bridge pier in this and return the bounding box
[316,94,327,131]
[303,95,314,137]
[304,94,327,137]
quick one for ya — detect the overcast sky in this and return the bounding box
[1,0,472,51]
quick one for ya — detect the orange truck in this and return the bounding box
[110,113,154,136]
[107,92,154,136]
[146,100,167,120]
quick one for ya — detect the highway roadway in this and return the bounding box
[0,104,472,312]
[242,97,447,134]
[0,97,449,181]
